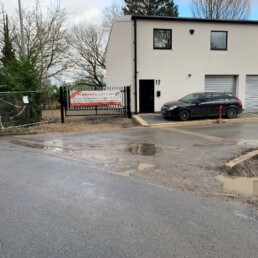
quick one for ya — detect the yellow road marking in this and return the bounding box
[161,127,224,142]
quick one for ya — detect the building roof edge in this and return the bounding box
[131,15,258,25]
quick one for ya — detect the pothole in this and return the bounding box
[10,140,44,149]
[216,175,258,196]
[124,143,158,156]
[218,151,258,196]
[228,154,258,177]
[113,163,153,177]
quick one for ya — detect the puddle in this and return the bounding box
[10,140,44,149]
[137,163,153,172]
[193,141,235,148]
[125,143,158,156]
[216,175,258,196]
[72,143,99,149]
[10,139,67,152]
[113,163,153,177]
[44,140,64,147]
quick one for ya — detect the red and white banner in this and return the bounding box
[70,90,122,107]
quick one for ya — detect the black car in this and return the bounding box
[161,92,243,121]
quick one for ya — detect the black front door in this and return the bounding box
[139,80,154,113]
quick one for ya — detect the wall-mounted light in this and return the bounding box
[189,29,195,35]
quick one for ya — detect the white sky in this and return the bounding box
[1,0,258,23]
[1,0,116,24]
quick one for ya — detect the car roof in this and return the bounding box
[193,92,233,95]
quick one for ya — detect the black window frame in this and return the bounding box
[153,28,172,50]
[210,31,228,51]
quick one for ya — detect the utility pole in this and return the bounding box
[18,0,26,56]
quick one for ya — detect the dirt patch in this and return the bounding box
[29,118,137,134]
[228,155,258,177]
[1,109,138,135]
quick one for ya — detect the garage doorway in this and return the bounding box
[205,75,236,95]
[245,76,258,110]
[139,80,154,113]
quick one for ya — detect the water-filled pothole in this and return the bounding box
[216,175,258,196]
[10,140,44,149]
[113,163,153,177]
[217,153,258,196]
[125,143,158,156]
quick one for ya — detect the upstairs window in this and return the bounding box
[153,29,172,49]
[211,31,228,50]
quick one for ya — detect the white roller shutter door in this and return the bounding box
[245,76,258,110]
[205,75,236,95]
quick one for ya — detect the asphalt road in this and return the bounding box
[1,123,258,257]
[7,121,258,195]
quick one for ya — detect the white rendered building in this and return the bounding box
[106,15,258,113]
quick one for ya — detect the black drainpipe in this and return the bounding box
[133,18,138,114]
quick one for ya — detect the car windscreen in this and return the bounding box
[179,93,207,103]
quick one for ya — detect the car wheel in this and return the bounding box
[226,107,237,119]
[179,109,190,121]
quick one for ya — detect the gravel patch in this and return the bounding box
[229,155,258,177]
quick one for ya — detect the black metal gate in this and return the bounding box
[60,86,131,123]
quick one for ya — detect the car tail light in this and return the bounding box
[237,99,242,105]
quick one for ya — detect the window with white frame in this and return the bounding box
[153,29,172,49]
[211,31,228,50]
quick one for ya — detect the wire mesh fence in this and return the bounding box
[0,90,54,131]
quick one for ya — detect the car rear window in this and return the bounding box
[228,96,237,100]
[212,94,227,101]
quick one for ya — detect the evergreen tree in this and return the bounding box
[0,57,40,91]
[122,0,179,16]
[0,15,15,67]
[0,57,41,122]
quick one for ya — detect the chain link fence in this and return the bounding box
[0,90,54,131]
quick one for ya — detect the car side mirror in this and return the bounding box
[195,101,202,105]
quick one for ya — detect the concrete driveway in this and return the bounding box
[134,111,258,127]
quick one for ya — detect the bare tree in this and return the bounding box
[102,0,123,32]
[66,1,125,87]
[191,0,250,19]
[67,22,106,87]
[10,0,70,84]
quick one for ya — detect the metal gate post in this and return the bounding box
[126,86,132,118]
[123,88,126,116]
[60,86,65,124]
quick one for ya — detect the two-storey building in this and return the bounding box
[106,15,258,113]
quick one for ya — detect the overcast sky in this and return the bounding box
[1,0,258,23]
